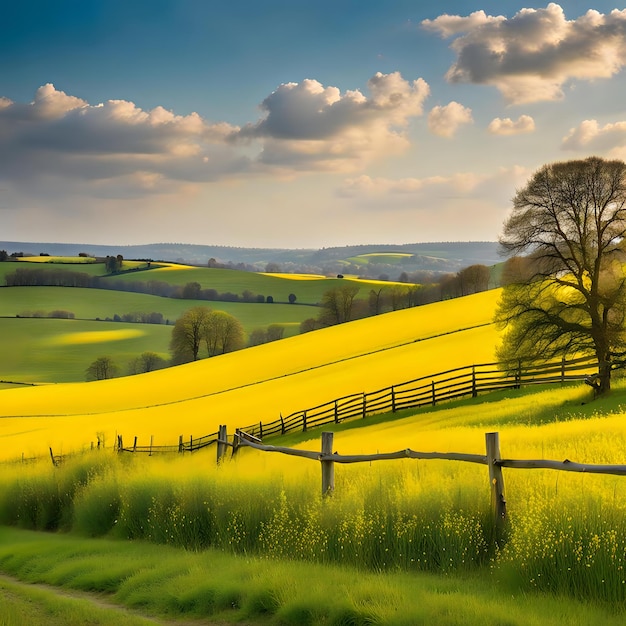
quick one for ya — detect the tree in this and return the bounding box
[170,306,212,364]
[319,284,360,325]
[182,281,202,299]
[495,156,626,395]
[203,310,246,356]
[86,356,120,381]
[128,351,168,375]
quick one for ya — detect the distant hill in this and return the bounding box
[0,241,502,279]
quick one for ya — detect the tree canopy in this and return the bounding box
[495,156,626,395]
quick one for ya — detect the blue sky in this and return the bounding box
[2,1,626,248]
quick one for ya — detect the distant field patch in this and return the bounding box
[18,256,96,263]
[262,272,327,280]
[46,329,146,346]
[347,253,414,265]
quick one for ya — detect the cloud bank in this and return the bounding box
[0,74,430,200]
[423,3,626,104]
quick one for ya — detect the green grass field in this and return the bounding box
[0,318,173,384]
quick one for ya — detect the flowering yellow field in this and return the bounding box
[0,290,501,460]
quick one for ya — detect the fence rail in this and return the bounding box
[20,355,602,466]
[236,355,600,440]
[235,429,626,543]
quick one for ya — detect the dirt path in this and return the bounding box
[0,572,248,626]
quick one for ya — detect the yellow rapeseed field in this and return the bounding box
[0,290,500,460]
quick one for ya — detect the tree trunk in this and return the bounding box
[596,349,612,396]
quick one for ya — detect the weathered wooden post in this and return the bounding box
[334,400,339,423]
[49,447,56,466]
[431,381,436,406]
[232,429,241,457]
[133,436,137,452]
[391,386,396,413]
[485,431,506,542]
[362,392,367,418]
[321,432,335,496]
[280,413,285,434]
[190,435,193,452]
[561,356,566,386]
[149,435,153,456]
[302,411,308,433]
[472,366,477,398]
[178,435,183,453]
[117,435,123,452]
[259,421,263,440]
[217,425,228,464]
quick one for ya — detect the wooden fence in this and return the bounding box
[38,355,601,466]
[235,429,626,540]
[234,355,600,440]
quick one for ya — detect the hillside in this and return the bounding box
[0,240,501,277]
[0,290,501,460]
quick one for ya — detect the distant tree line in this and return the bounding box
[3,269,273,303]
[299,264,493,332]
[17,309,75,319]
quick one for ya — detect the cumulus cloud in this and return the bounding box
[422,3,626,104]
[0,83,247,199]
[236,71,430,171]
[488,115,535,135]
[427,101,473,137]
[562,119,626,157]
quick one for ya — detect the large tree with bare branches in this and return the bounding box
[495,156,626,395]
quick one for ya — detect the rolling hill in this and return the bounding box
[0,290,501,460]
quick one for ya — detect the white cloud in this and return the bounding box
[236,72,430,171]
[427,101,473,137]
[488,115,535,135]
[422,4,626,104]
[0,83,246,199]
[562,119,626,157]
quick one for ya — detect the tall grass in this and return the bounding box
[0,452,493,575]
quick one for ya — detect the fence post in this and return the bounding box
[178,435,183,453]
[391,386,396,413]
[472,366,477,398]
[217,425,228,465]
[133,436,137,452]
[49,447,57,466]
[561,356,566,385]
[190,435,193,452]
[149,435,153,457]
[334,400,339,423]
[431,381,436,406]
[302,411,308,433]
[362,392,366,418]
[485,432,507,541]
[259,421,263,440]
[280,413,285,434]
[232,429,241,457]
[515,359,522,389]
[117,435,123,452]
[321,432,335,496]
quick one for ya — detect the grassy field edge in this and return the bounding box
[1,526,625,626]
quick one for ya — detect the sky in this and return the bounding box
[2,1,626,249]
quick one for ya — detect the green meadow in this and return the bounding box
[0,318,172,384]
